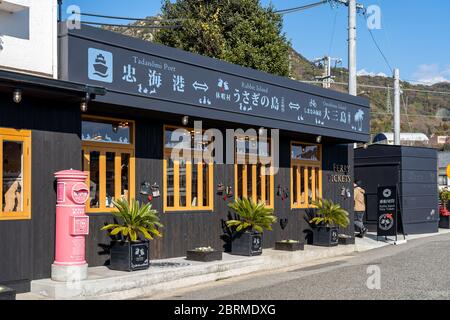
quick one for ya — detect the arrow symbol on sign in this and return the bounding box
[192,81,209,92]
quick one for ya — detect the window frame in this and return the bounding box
[290,141,322,209]
[81,116,135,213]
[0,128,32,220]
[233,135,275,208]
[163,125,214,212]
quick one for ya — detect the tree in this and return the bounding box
[154,0,291,77]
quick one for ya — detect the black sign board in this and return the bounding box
[60,25,370,142]
[377,186,398,237]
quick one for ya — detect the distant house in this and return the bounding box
[430,135,450,145]
[372,132,429,146]
[438,152,450,189]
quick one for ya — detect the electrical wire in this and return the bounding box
[300,80,450,95]
[76,12,186,23]
[80,21,181,29]
[327,10,338,56]
[274,1,328,15]
[363,11,393,74]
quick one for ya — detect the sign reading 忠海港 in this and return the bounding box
[60,25,370,141]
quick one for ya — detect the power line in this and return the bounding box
[75,11,186,23]
[327,10,338,56]
[274,1,328,15]
[372,112,448,119]
[80,21,181,29]
[300,80,450,95]
[363,11,393,74]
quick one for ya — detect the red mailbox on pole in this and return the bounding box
[51,169,90,282]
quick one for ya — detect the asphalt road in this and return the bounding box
[147,232,450,300]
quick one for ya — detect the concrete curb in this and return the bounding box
[27,244,357,300]
[21,229,450,300]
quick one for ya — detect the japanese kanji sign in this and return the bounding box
[61,25,370,138]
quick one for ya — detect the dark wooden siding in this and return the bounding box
[0,96,354,291]
[85,112,355,263]
[0,93,81,292]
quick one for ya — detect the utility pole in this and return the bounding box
[313,56,342,88]
[348,0,357,96]
[394,68,401,145]
[332,0,364,96]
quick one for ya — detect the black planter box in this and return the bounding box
[439,216,450,229]
[186,250,223,262]
[109,240,149,271]
[312,226,339,247]
[338,235,355,245]
[231,231,263,256]
[275,241,304,251]
[0,285,16,300]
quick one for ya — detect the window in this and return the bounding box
[82,117,135,213]
[291,142,322,209]
[439,174,448,187]
[234,136,274,208]
[163,126,213,212]
[0,128,31,220]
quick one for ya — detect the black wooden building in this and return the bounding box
[0,24,370,293]
[355,144,439,234]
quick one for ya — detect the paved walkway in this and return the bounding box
[18,229,450,300]
[147,231,450,300]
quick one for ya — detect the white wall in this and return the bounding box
[0,0,57,78]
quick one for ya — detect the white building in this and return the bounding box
[372,132,430,146]
[0,0,58,78]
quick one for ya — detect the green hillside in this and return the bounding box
[288,49,450,136]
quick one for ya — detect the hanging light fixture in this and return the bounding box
[316,135,322,143]
[182,116,189,126]
[80,92,90,112]
[13,89,22,103]
[80,100,88,112]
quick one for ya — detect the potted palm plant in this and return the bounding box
[309,198,350,247]
[226,198,277,256]
[101,198,163,271]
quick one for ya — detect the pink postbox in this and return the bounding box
[53,169,90,268]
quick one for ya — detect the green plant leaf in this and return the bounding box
[100,198,163,242]
[227,197,276,233]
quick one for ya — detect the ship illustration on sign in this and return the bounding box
[92,54,109,78]
[88,48,113,83]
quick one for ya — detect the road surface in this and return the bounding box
[144,232,450,300]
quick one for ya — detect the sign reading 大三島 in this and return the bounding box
[377,186,398,237]
[60,25,370,138]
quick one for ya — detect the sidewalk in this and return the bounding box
[18,229,450,300]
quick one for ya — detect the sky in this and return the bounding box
[62,0,450,85]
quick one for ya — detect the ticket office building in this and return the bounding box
[0,24,370,292]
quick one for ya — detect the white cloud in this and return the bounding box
[357,69,388,78]
[411,64,450,85]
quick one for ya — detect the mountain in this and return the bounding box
[288,49,450,137]
[103,22,450,137]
